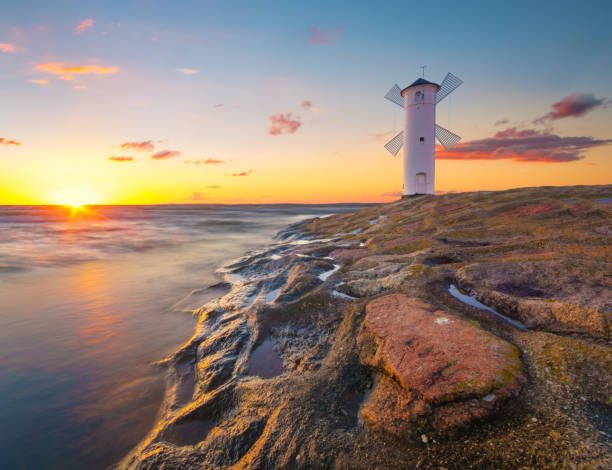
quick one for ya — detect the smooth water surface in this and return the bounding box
[0,204,364,469]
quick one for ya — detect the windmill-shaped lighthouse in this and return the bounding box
[384,72,463,196]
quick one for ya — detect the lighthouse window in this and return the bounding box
[419,137,425,144]
[414,91,424,103]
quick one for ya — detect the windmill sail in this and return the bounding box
[435,124,461,151]
[435,73,463,104]
[384,130,404,156]
[384,84,404,108]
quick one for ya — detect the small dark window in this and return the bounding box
[419,137,425,143]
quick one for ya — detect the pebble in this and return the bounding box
[421,434,428,444]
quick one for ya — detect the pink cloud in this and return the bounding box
[308,26,345,46]
[119,140,154,151]
[534,93,606,124]
[0,137,21,146]
[184,158,224,165]
[301,100,320,111]
[75,19,94,34]
[151,150,181,160]
[494,119,508,126]
[0,43,15,53]
[213,104,224,108]
[108,156,134,162]
[436,127,612,163]
[232,170,254,177]
[269,113,301,135]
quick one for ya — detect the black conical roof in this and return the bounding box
[402,78,440,93]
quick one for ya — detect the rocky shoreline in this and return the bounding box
[115,185,611,469]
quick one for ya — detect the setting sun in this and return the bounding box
[50,186,101,207]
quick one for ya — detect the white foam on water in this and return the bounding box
[224,272,246,284]
[289,238,333,246]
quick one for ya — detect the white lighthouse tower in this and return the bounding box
[383,72,463,197]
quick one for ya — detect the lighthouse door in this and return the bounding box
[415,172,426,194]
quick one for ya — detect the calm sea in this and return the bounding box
[0,204,364,469]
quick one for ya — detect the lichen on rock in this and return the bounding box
[359,294,524,434]
[117,185,612,470]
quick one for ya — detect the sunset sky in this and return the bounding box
[1,0,611,204]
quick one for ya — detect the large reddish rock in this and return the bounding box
[360,294,524,434]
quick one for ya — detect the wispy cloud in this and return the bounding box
[29,79,48,85]
[119,140,155,152]
[0,43,15,53]
[213,104,224,108]
[308,26,345,46]
[35,62,118,79]
[436,127,612,163]
[75,19,94,34]
[184,158,224,164]
[301,100,319,111]
[177,68,199,75]
[534,93,606,124]
[232,170,254,177]
[151,150,181,160]
[494,119,508,126]
[380,191,402,197]
[207,185,222,189]
[108,156,134,162]
[269,113,301,135]
[0,137,21,146]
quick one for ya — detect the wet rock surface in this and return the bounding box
[116,185,611,470]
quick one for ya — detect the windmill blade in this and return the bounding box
[384,84,404,108]
[435,124,461,151]
[384,130,404,156]
[435,73,463,104]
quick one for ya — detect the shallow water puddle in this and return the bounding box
[265,286,282,303]
[448,284,527,331]
[319,264,340,281]
[332,290,357,300]
[247,339,283,378]
[175,371,197,406]
[162,419,215,446]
